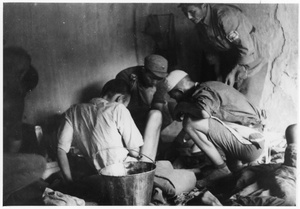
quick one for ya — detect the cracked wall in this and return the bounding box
[255,4,297,133]
[175,3,298,134]
[234,4,298,133]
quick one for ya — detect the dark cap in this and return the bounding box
[144,54,168,78]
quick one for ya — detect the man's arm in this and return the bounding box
[116,105,144,158]
[57,120,74,183]
[151,79,168,111]
[221,10,257,66]
[173,101,210,121]
[221,9,260,86]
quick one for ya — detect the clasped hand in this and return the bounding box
[225,65,247,86]
[173,102,191,121]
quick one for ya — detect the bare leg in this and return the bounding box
[183,117,231,187]
[183,117,225,166]
[140,110,162,162]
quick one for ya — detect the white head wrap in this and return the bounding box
[166,70,188,92]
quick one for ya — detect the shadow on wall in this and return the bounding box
[21,114,64,161]
[78,82,103,103]
[20,82,104,161]
[3,46,39,153]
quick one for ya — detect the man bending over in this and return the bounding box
[165,70,265,188]
[57,79,147,202]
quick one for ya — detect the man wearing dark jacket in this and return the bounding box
[179,3,268,107]
[116,54,173,161]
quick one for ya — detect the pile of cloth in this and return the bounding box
[150,130,296,206]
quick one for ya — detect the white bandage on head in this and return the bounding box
[166,70,188,92]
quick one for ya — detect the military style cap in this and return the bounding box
[144,54,168,78]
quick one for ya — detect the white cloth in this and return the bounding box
[58,98,143,170]
[43,188,85,206]
[166,70,187,91]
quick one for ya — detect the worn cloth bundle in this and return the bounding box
[43,188,85,206]
[153,160,196,198]
[228,143,297,206]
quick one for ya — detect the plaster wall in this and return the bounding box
[3,3,298,134]
[238,4,298,133]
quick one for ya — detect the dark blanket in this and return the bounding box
[170,143,296,206]
[3,153,47,204]
[216,143,297,206]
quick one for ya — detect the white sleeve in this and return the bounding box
[57,119,74,153]
[116,104,144,149]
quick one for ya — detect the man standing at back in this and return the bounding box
[116,54,173,161]
[3,46,47,205]
[179,3,268,107]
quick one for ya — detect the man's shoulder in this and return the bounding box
[101,100,125,110]
[66,102,95,113]
[201,81,248,99]
[197,81,238,94]
[116,66,144,89]
[212,4,241,12]
[116,66,143,78]
[200,81,226,88]
[103,102,130,117]
[212,4,242,19]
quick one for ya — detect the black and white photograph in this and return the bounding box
[2,0,298,206]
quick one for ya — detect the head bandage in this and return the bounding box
[166,70,188,92]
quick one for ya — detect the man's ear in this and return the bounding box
[115,94,124,103]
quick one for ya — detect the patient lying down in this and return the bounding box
[197,124,297,206]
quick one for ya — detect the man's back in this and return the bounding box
[193,81,262,126]
[60,98,143,170]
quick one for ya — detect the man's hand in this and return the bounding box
[127,147,140,159]
[57,147,73,184]
[173,102,184,121]
[173,102,192,121]
[174,102,209,121]
[225,65,247,87]
[225,66,238,86]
